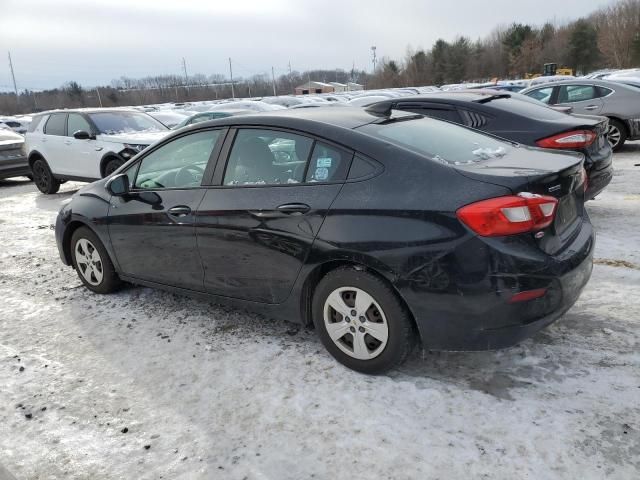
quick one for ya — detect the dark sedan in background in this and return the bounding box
[0,128,30,180]
[55,108,594,374]
[373,91,613,200]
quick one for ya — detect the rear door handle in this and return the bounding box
[277,203,310,214]
[584,105,599,110]
[64,140,72,145]
[248,203,311,219]
[168,205,192,217]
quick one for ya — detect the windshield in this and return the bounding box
[89,112,168,135]
[358,116,512,165]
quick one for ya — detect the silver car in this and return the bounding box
[521,79,640,150]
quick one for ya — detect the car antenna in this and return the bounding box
[365,101,393,117]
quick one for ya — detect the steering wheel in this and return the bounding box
[175,164,205,186]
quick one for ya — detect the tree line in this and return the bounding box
[1,0,639,115]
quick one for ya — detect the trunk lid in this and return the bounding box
[454,145,585,253]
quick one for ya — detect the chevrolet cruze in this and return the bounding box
[55,107,594,374]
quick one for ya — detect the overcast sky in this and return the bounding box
[0,0,614,90]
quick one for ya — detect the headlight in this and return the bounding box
[20,142,27,156]
[123,144,148,153]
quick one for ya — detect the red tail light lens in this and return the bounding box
[536,130,597,149]
[457,193,559,237]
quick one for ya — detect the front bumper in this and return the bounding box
[401,218,595,351]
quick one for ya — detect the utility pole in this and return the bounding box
[8,51,19,106]
[229,57,235,99]
[271,66,277,96]
[371,46,377,73]
[95,87,103,107]
[181,58,189,100]
[288,61,292,76]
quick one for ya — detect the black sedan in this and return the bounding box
[55,108,594,374]
[371,91,613,200]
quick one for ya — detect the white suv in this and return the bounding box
[26,109,170,193]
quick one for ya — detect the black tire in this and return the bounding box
[70,226,121,294]
[103,158,124,177]
[607,119,627,152]
[312,267,415,374]
[31,158,60,194]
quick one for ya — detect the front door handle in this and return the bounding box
[584,105,599,110]
[64,140,72,145]
[276,203,310,214]
[168,205,192,217]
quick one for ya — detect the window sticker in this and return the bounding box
[314,167,329,181]
[316,157,332,168]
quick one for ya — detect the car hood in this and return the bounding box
[96,131,169,145]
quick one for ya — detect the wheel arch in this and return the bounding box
[606,116,630,136]
[298,259,420,341]
[99,153,125,178]
[27,150,46,169]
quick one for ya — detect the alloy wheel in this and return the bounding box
[33,162,49,191]
[606,124,621,149]
[75,238,104,286]
[323,286,389,360]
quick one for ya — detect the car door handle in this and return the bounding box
[167,205,192,217]
[277,203,310,214]
[584,105,599,110]
[248,203,311,219]
[64,140,72,145]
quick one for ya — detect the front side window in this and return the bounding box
[89,112,168,135]
[134,130,221,189]
[526,87,554,104]
[44,114,67,136]
[224,129,313,185]
[558,85,598,103]
[67,114,92,136]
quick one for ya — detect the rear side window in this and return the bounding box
[305,142,351,182]
[558,85,598,103]
[401,106,462,124]
[224,129,313,186]
[27,116,45,133]
[44,114,67,136]
[358,117,513,165]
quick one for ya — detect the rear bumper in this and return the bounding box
[0,154,30,179]
[585,160,613,200]
[400,218,594,351]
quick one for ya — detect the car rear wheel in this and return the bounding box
[312,267,415,374]
[31,158,60,194]
[103,158,123,177]
[606,119,627,151]
[71,227,121,294]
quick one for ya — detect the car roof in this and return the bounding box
[35,108,144,116]
[183,106,392,131]
[523,79,628,90]
[390,90,514,104]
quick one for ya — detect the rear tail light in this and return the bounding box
[456,193,558,237]
[536,130,597,149]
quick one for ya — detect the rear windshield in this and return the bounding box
[358,116,512,165]
[485,94,569,121]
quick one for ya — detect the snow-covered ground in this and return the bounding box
[1,144,639,480]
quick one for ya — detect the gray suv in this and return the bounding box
[521,79,640,150]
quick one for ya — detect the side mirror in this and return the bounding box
[73,130,93,140]
[105,173,129,196]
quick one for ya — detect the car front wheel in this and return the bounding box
[312,267,415,374]
[70,227,121,294]
[32,158,60,194]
